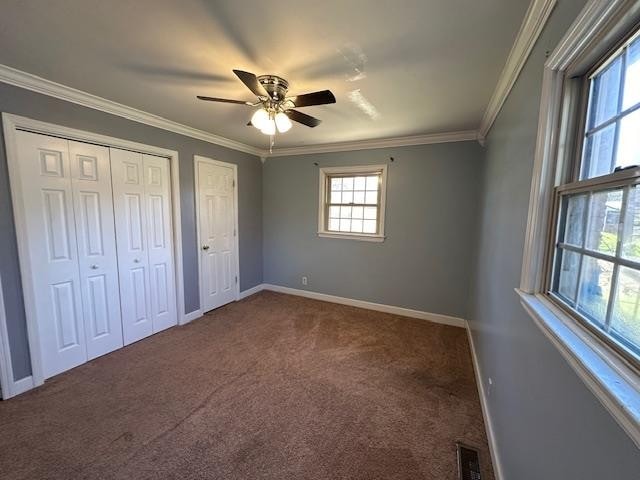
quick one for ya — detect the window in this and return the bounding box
[549,28,640,365]
[318,165,387,241]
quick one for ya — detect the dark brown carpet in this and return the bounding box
[0,291,494,479]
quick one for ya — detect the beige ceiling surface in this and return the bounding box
[0,0,530,149]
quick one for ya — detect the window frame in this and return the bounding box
[543,25,640,371]
[317,164,387,242]
[518,0,640,449]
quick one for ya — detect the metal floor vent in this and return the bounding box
[457,443,482,480]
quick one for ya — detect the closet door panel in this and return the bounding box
[143,155,177,332]
[69,141,124,359]
[110,148,153,345]
[14,132,87,378]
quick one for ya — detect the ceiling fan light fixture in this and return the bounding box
[251,108,270,130]
[275,112,292,133]
[261,119,276,135]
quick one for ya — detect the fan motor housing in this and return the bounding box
[257,75,289,101]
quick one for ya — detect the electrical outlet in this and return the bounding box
[302,276,308,286]
[488,377,493,396]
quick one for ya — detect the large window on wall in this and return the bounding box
[318,165,387,242]
[549,27,640,365]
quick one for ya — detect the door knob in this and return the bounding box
[202,245,210,250]
[134,258,140,263]
[90,264,99,269]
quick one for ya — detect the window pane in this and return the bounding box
[339,219,351,232]
[340,206,352,219]
[623,38,640,110]
[351,219,363,233]
[354,176,366,190]
[352,206,364,219]
[588,55,622,129]
[585,189,622,255]
[366,176,379,190]
[577,256,614,326]
[353,191,365,203]
[582,124,616,179]
[611,266,640,354]
[365,191,378,204]
[556,249,581,302]
[328,218,340,231]
[562,194,587,246]
[616,109,640,170]
[329,206,340,218]
[363,219,377,233]
[342,191,353,204]
[342,177,354,190]
[623,186,640,262]
[331,178,342,190]
[364,207,377,220]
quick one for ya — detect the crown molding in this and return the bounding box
[0,64,480,159]
[478,0,558,139]
[266,130,479,158]
[0,64,265,157]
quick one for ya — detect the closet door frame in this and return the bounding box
[194,155,240,313]
[2,113,186,397]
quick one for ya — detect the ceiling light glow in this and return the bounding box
[261,119,276,135]
[251,108,269,130]
[275,112,292,133]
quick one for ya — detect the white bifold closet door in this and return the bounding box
[14,132,124,379]
[110,148,177,345]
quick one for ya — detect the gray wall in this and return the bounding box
[468,0,640,478]
[263,142,483,319]
[0,82,263,380]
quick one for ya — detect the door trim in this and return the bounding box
[1,112,187,395]
[194,155,240,315]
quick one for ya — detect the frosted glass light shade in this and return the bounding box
[251,109,269,130]
[275,112,292,133]
[261,119,276,135]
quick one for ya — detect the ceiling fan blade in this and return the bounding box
[289,90,336,108]
[233,69,269,98]
[197,96,252,105]
[286,109,321,127]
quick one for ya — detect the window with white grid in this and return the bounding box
[318,165,387,241]
[549,28,640,365]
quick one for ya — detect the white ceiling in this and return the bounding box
[0,0,530,149]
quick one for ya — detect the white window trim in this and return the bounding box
[520,0,640,448]
[317,164,388,242]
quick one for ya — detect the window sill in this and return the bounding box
[318,232,385,242]
[516,288,640,448]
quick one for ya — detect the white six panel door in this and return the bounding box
[110,148,153,345]
[12,134,179,380]
[69,141,124,360]
[143,154,177,333]
[14,132,87,378]
[197,160,237,312]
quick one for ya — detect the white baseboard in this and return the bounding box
[239,284,266,299]
[182,309,203,324]
[466,321,504,480]
[258,283,466,328]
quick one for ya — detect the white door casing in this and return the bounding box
[68,140,124,360]
[110,148,153,345]
[143,154,177,332]
[14,131,87,378]
[196,158,238,312]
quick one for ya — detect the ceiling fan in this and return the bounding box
[197,70,336,136]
